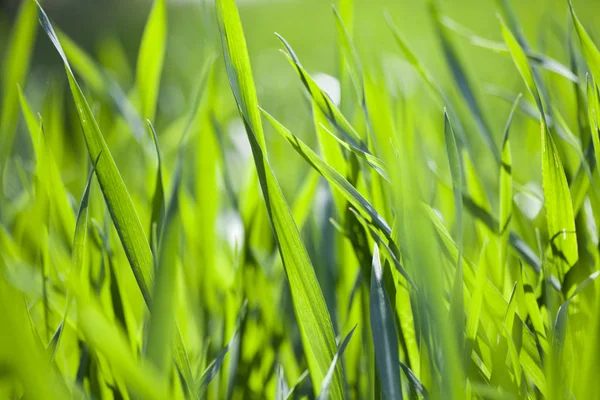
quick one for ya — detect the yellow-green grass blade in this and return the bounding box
[17,87,76,249]
[215,0,345,397]
[0,275,69,399]
[39,3,154,303]
[136,0,167,122]
[569,0,600,84]
[0,0,38,171]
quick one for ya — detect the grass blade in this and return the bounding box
[38,3,154,303]
[136,0,167,122]
[0,0,37,170]
[317,325,357,400]
[370,244,402,399]
[215,0,345,397]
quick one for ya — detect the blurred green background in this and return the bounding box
[2,0,600,201]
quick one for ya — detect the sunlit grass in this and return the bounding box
[2,0,600,398]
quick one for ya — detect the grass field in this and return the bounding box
[2,0,600,398]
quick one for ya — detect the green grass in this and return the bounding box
[2,0,600,398]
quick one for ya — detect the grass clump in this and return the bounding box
[2,0,600,398]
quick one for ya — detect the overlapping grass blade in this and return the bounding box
[502,17,578,274]
[147,121,165,253]
[431,4,499,162]
[262,109,393,241]
[215,0,345,397]
[569,1,600,82]
[317,325,357,400]
[369,244,402,399]
[38,3,154,303]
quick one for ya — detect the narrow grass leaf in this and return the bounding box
[499,94,521,268]
[317,325,357,400]
[38,4,155,303]
[136,0,167,122]
[370,244,402,399]
[569,0,600,82]
[216,0,344,397]
[0,0,37,168]
[262,109,393,240]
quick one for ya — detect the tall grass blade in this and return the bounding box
[215,0,345,397]
[369,244,402,399]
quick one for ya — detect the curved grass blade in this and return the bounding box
[136,0,167,122]
[317,325,357,400]
[370,244,402,400]
[569,0,600,82]
[276,34,363,145]
[38,3,154,303]
[262,109,393,241]
[215,0,345,397]
[319,122,389,181]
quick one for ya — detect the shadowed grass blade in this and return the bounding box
[370,244,402,399]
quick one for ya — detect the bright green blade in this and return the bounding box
[215,0,345,398]
[262,109,393,241]
[38,4,154,303]
[136,0,167,122]
[0,0,37,170]
[569,0,600,83]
